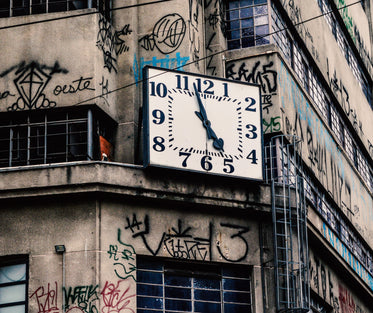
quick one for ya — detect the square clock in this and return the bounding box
[143,66,263,180]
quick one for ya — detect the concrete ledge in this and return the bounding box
[0,161,272,211]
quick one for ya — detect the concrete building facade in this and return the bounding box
[0,1,372,313]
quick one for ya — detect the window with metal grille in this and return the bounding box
[0,256,28,313]
[225,0,269,50]
[137,257,252,313]
[0,107,115,168]
[0,0,110,18]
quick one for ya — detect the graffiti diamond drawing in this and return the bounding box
[14,64,51,109]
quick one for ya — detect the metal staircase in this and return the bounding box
[265,135,310,313]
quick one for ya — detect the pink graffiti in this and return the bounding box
[30,282,59,313]
[101,280,135,313]
[339,284,356,313]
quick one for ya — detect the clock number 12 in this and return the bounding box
[175,75,229,97]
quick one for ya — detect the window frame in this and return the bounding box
[0,106,116,168]
[225,0,270,50]
[0,255,29,313]
[137,256,253,313]
[0,0,110,18]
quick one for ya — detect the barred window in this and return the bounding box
[0,0,110,18]
[137,257,252,313]
[0,108,115,168]
[0,256,28,313]
[226,0,269,50]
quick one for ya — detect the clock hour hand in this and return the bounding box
[193,83,224,151]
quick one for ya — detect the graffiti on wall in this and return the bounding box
[139,14,186,54]
[321,222,373,292]
[189,0,202,69]
[63,285,99,313]
[226,60,278,114]
[97,16,133,73]
[326,58,364,138]
[279,60,373,227]
[336,0,373,74]
[205,0,225,76]
[30,281,135,313]
[133,52,190,84]
[309,252,368,313]
[0,61,68,111]
[120,213,251,263]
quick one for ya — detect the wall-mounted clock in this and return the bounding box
[143,66,263,180]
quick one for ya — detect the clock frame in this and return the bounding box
[143,66,263,180]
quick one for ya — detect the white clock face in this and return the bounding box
[143,67,263,180]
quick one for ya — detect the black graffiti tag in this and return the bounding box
[139,14,186,54]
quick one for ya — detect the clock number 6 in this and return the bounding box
[152,136,165,152]
[201,155,213,171]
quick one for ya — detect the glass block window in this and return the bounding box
[271,4,292,64]
[137,257,252,313]
[0,257,28,313]
[329,106,344,145]
[226,0,269,50]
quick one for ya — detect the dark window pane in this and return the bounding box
[195,301,221,313]
[165,299,191,311]
[229,20,240,30]
[195,289,221,301]
[254,0,267,4]
[165,286,191,299]
[49,0,67,12]
[228,9,239,19]
[230,30,241,39]
[240,7,253,18]
[224,291,251,303]
[137,296,163,309]
[194,277,219,290]
[229,1,239,9]
[0,2,10,17]
[242,37,255,47]
[137,270,163,284]
[240,0,253,6]
[228,40,241,50]
[223,278,251,291]
[137,259,162,270]
[13,0,30,16]
[224,303,251,313]
[242,27,254,37]
[222,267,250,278]
[165,275,191,287]
[32,0,46,14]
[137,284,163,297]
[241,18,253,28]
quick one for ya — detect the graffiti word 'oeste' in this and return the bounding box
[53,77,95,96]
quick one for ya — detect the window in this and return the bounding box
[0,107,115,168]
[226,0,269,50]
[0,0,110,17]
[137,257,252,313]
[0,256,28,313]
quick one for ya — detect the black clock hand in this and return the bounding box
[193,83,224,151]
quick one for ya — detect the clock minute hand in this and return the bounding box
[193,84,224,151]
